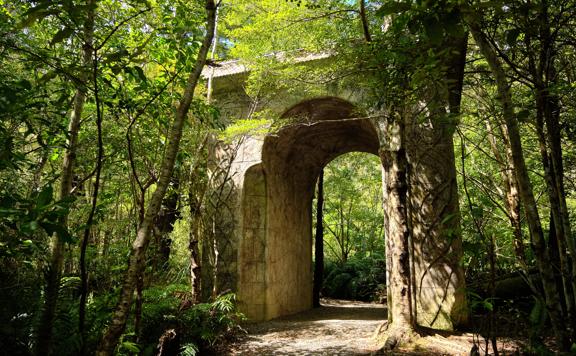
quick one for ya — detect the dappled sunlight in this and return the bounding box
[225,299,385,355]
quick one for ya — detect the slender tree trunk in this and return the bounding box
[206,5,219,104]
[187,137,210,303]
[534,93,575,323]
[188,170,205,303]
[488,234,499,356]
[313,169,324,308]
[541,58,576,336]
[79,6,103,351]
[35,2,95,354]
[548,213,567,315]
[359,0,371,42]
[460,132,498,354]
[381,113,412,334]
[189,225,202,303]
[526,0,576,330]
[134,274,144,340]
[485,120,526,266]
[465,15,571,351]
[96,2,217,354]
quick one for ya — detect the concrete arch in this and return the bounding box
[237,97,381,320]
[233,96,467,330]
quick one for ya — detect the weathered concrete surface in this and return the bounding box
[406,122,468,330]
[237,164,267,319]
[207,61,468,330]
[259,97,379,320]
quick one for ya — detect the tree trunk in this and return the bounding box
[154,177,180,270]
[134,274,144,340]
[313,169,324,308]
[534,93,576,323]
[548,213,567,315]
[359,0,371,42]
[526,0,576,332]
[485,120,526,266]
[189,231,201,303]
[79,8,104,351]
[188,174,205,303]
[96,2,217,354]
[381,113,413,333]
[465,14,571,351]
[35,2,95,354]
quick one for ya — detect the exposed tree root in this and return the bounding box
[373,322,419,354]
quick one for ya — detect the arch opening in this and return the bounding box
[312,152,386,303]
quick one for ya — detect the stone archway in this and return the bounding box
[236,97,379,320]
[231,96,467,331]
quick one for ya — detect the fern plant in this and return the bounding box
[124,284,244,354]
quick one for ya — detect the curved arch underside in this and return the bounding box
[267,96,379,186]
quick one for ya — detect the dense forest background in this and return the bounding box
[1,0,576,354]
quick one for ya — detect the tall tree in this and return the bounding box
[380,111,413,339]
[35,1,95,354]
[463,8,571,350]
[96,1,218,354]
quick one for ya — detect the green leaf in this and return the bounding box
[133,66,147,82]
[50,27,75,47]
[180,343,199,356]
[516,109,530,121]
[120,341,140,353]
[0,208,21,216]
[37,185,53,208]
[105,49,130,63]
[375,2,411,17]
[40,221,74,243]
[505,28,521,47]
[423,17,443,45]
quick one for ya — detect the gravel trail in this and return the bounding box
[225,299,386,355]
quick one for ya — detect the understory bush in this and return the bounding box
[133,284,244,355]
[322,255,386,302]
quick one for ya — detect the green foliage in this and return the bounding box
[318,152,385,263]
[117,333,141,355]
[467,291,495,314]
[525,297,552,354]
[179,343,199,356]
[220,118,272,143]
[322,254,386,301]
[137,285,244,354]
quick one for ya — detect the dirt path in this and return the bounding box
[222,299,522,355]
[224,299,386,355]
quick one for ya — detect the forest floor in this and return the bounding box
[220,299,523,355]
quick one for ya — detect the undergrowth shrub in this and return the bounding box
[0,257,41,356]
[322,255,386,301]
[135,284,244,355]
